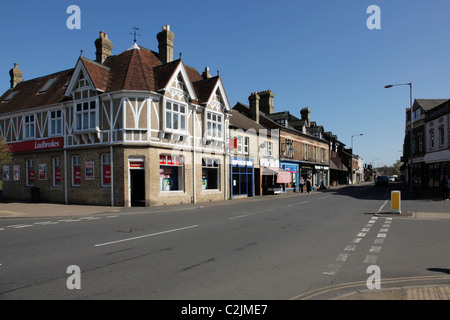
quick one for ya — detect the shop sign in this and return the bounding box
[129,161,145,168]
[260,158,279,168]
[283,165,298,173]
[8,137,64,152]
[231,158,253,167]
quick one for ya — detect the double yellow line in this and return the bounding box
[290,275,450,300]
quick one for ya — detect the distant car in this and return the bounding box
[375,175,389,186]
[388,176,396,183]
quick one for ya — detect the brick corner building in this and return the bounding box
[0,26,231,207]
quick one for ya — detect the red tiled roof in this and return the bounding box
[1,44,219,114]
[0,69,74,115]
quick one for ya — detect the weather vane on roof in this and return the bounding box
[130,26,141,43]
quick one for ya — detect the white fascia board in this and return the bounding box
[64,58,98,97]
[207,78,231,112]
[165,62,198,101]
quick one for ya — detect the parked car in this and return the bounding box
[388,176,396,183]
[375,175,389,186]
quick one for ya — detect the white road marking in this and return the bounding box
[377,200,388,213]
[364,255,378,264]
[287,200,309,207]
[34,221,59,225]
[94,225,199,247]
[13,224,34,229]
[336,253,349,262]
[229,209,273,220]
[370,246,382,253]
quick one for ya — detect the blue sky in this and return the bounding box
[1,0,450,167]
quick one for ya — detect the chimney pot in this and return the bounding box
[157,25,175,64]
[300,107,311,127]
[258,90,274,114]
[9,62,23,88]
[248,92,261,123]
[202,67,212,79]
[95,30,113,63]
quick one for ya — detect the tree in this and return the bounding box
[0,135,13,169]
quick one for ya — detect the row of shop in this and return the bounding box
[231,157,330,198]
[1,150,330,206]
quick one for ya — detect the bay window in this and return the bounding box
[205,111,223,139]
[165,101,187,133]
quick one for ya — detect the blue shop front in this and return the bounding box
[230,157,254,199]
[280,161,300,192]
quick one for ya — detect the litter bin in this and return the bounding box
[31,187,40,203]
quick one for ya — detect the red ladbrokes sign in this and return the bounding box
[8,137,64,152]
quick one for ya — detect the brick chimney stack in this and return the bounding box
[157,25,175,64]
[300,107,310,127]
[248,92,260,123]
[95,31,113,63]
[258,90,274,115]
[202,67,212,79]
[9,63,23,88]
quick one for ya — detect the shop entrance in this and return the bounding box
[129,160,145,207]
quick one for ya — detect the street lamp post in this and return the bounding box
[385,82,413,192]
[351,133,363,184]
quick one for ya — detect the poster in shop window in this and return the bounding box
[85,161,94,180]
[38,164,47,180]
[13,165,20,181]
[2,166,9,181]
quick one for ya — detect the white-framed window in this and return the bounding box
[101,154,111,187]
[73,73,97,132]
[72,156,81,186]
[165,101,187,133]
[75,101,96,131]
[237,136,243,154]
[304,144,309,160]
[23,115,35,139]
[321,148,325,163]
[26,159,35,186]
[49,110,62,136]
[202,158,220,190]
[268,141,273,157]
[205,111,223,139]
[314,146,317,161]
[159,154,184,192]
[244,137,249,155]
[53,157,62,187]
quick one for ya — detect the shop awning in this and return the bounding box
[261,167,292,184]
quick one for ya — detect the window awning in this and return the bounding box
[261,167,292,184]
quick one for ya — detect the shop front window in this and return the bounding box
[160,154,184,191]
[202,158,220,190]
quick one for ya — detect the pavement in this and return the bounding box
[1,181,449,300]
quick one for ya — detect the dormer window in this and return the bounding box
[72,72,98,133]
